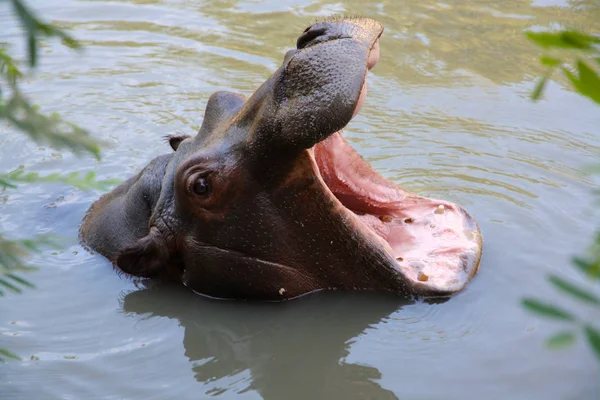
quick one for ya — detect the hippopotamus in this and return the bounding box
[81,16,483,301]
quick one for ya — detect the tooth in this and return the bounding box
[380,215,393,223]
[396,257,404,262]
[418,272,429,282]
[435,205,445,214]
[404,218,414,224]
[279,288,286,295]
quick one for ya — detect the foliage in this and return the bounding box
[0,234,61,296]
[1,0,104,157]
[527,30,600,106]
[1,169,119,192]
[523,29,600,362]
[1,0,116,361]
[0,348,20,360]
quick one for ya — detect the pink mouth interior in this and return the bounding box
[313,133,481,293]
[308,38,482,294]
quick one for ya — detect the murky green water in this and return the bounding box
[1,0,600,398]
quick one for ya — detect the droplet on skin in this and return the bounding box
[418,272,429,282]
[435,205,445,214]
[279,288,286,295]
[379,215,393,223]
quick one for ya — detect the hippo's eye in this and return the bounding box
[191,177,211,196]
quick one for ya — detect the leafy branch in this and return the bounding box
[0,348,20,361]
[0,48,23,85]
[0,233,64,361]
[522,258,600,359]
[9,0,81,68]
[527,30,600,105]
[1,0,118,361]
[523,28,600,363]
[0,91,104,159]
[1,0,102,158]
[0,234,62,295]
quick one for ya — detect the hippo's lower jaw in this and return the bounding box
[310,132,482,296]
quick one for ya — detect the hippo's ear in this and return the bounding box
[195,91,246,143]
[166,134,191,151]
[253,18,383,151]
[114,228,167,278]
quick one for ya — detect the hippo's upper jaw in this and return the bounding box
[80,16,483,301]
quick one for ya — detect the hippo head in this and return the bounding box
[82,17,482,301]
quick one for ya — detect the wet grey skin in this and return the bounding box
[80,16,483,301]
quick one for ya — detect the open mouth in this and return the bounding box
[309,40,482,295]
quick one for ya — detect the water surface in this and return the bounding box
[1,0,600,399]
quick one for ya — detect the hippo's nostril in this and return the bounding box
[296,27,327,49]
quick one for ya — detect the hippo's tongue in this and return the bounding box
[312,132,481,294]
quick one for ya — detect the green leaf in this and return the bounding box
[584,325,600,361]
[19,239,40,253]
[0,348,21,361]
[6,273,34,289]
[27,33,36,68]
[0,278,22,293]
[576,60,600,104]
[548,275,600,306]
[10,0,39,67]
[39,23,81,51]
[531,76,548,101]
[10,0,81,64]
[0,169,119,192]
[66,171,79,180]
[11,0,35,31]
[546,331,576,349]
[12,265,38,272]
[3,91,103,159]
[573,257,600,279]
[562,66,586,95]
[527,31,600,50]
[521,298,576,321]
[572,257,590,272]
[540,56,562,67]
[0,177,18,189]
[0,48,23,85]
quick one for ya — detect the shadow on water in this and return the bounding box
[121,283,440,399]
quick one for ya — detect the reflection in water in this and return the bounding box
[122,283,416,399]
